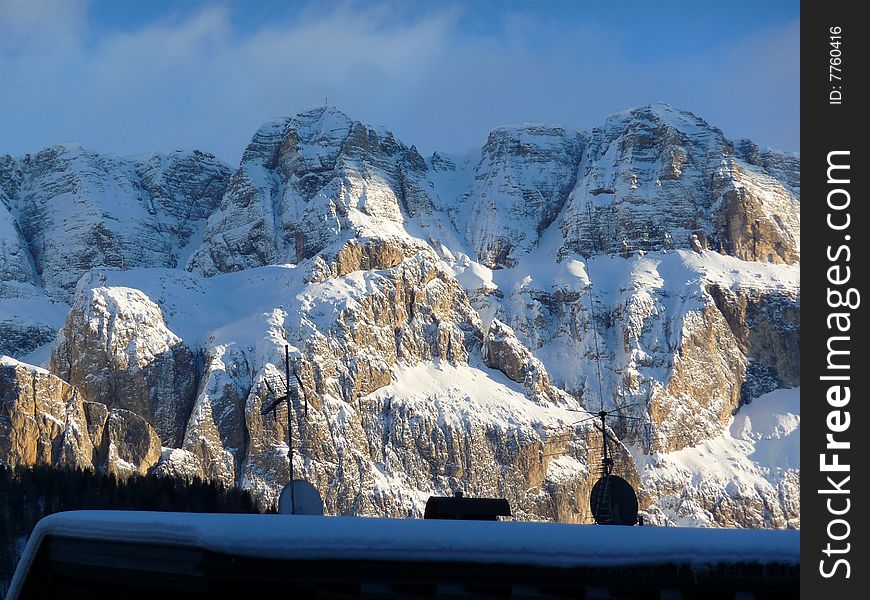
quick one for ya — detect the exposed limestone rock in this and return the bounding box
[712,161,800,264]
[707,284,800,401]
[240,365,639,522]
[483,319,561,404]
[82,401,108,457]
[637,388,800,529]
[312,236,428,282]
[181,343,251,488]
[648,303,746,450]
[187,249,487,489]
[558,104,799,264]
[0,358,86,468]
[0,357,162,476]
[104,408,162,478]
[50,284,198,448]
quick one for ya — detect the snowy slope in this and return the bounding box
[5,145,231,300]
[0,146,232,358]
[635,387,799,528]
[1,104,800,529]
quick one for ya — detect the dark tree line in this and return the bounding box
[0,465,265,596]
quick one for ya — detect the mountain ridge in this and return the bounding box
[0,103,800,528]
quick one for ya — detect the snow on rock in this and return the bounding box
[0,104,801,529]
[2,145,231,301]
[636,387,799,528]
[0,146,231,358]
[0,296,68,360]
[188,106,439,276]
[154,447,206,481]
[483,318,562,405]
[558,104,799,263]
[0,191,39,299]
[461,125,584,268]
[50,284,199,448]
[471,248,798,451]
[48,251,633,522]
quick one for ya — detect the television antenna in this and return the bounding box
[260,344,310,515]
[583,407,641,525]
[577,272,642,525]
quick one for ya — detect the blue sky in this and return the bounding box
[0,0,799,165]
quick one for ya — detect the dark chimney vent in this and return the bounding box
[423,494,511,521]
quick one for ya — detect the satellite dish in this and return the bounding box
[278,480,324,516]
[590,475,638,526]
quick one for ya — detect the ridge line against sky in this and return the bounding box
[0,0,799,165]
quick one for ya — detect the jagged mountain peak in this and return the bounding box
[188,102,800,277]
[292,105,355,137]
[240,106,407,169]
[557,102,799,263]
[2,105,800,530]
[608,102,720,132]
[189,105,436,276]
[592,102,730,163]
[0,144,233,304]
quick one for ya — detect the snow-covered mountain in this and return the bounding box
[0,104,799,527]
[0,146,231,358]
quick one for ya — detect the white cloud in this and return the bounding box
[0,1,799,165]
[0,0,87,54]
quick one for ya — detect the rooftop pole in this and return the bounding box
[286,344,295,515]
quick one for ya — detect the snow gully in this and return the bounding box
[819,150,857,579]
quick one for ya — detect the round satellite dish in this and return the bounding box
[590,475,638,526]
[278,480,324,516]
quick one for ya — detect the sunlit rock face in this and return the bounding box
[0,357,162,476]
[50,284,198,449]
[558,104,799,264]
[1,104,800,528]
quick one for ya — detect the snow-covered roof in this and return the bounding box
[10,510,799,598]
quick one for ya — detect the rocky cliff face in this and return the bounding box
[0,193,38,299]
[188,107,435,276]
[50,284,199,448]
[0,146,232,359]
[1,145,231,301]
[462,126,584,268]
[0,357,161,476]
[558,105,799,264]
[0,104,799,529]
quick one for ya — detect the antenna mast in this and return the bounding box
[261,344,298,514]
[285,344,295,515]
[586,282,606,413]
